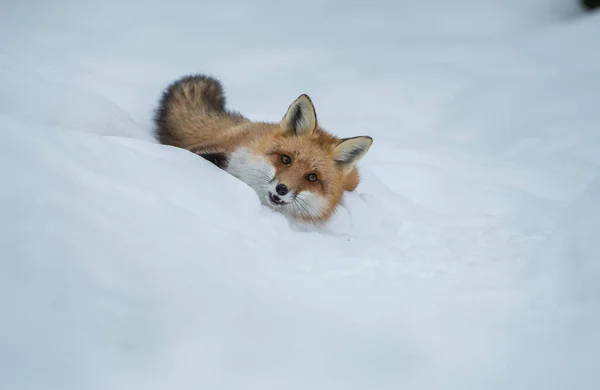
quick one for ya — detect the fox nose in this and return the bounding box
[275,183,288,196]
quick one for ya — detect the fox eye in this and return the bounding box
[306,173,318,182]
[281,154,292,165]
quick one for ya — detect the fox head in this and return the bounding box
[227,95,373,223]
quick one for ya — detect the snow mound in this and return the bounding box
[1,1,599,389]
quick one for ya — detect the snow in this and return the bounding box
[1,0,599,389]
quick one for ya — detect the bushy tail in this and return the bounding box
[154,74,227,146]
[162,74,226,113]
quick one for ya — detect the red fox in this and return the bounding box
[154,75,373,223]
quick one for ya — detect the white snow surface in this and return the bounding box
[1,1,599,389]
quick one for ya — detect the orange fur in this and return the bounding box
[254,128,362,222]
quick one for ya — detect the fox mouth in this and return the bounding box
[268,192,287,207]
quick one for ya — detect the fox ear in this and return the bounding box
[281,94,317,136]
[333,136,373,166]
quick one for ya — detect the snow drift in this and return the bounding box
[1,1,599,389]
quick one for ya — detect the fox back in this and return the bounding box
[154,74,373,223]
